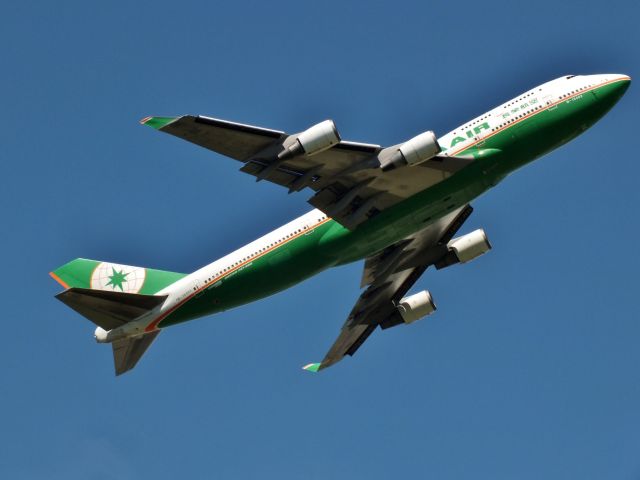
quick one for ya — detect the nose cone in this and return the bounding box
[593,74,631,108]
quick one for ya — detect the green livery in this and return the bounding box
[51,74,631,375]
[51,258,186,295]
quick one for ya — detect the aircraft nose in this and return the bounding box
[593,74,631,107]
[611,73,631,94]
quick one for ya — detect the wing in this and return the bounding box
[112,331,160,376]
[303,205,474,372]
[142,115,472,230]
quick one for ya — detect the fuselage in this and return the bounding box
[138,74,630,332]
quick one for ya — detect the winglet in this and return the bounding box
[302,362,321,373]
[140,116,178,130]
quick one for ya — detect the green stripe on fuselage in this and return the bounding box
[157,80,629,328]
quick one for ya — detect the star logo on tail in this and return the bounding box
[105,267,129,291]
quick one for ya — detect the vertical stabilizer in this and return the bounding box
[50,258,186,295]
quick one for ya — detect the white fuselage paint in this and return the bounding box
[438,74,618,156]
[111,74,628,339]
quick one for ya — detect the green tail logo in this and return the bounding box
[50,258,186,295]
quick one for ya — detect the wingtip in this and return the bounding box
[302,362,321,373]
[139,116,178,129]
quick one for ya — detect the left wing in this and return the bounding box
[303,205,475,372]
[142,115,472,230]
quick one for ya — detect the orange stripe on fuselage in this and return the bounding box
[142,78,631,333]
[448,77,629,157]
[144,216,334,332]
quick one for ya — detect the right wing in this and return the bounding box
[142,115,473,230]
[303,205,474,372]
[140,115,288,162]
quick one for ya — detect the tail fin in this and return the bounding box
[51,258,185,376]
[50,258,186,295]
[55,288,167,375]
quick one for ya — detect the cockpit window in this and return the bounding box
[566,75,576,79]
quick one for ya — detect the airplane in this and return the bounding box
[50,73,630,375]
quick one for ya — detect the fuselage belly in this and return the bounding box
[156,75,629,328]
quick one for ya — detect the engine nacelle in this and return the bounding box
[397,290,436,324]
[278,120,341,160]
[380,131,441,171]
[449,229,491,263]
[436,229,492,269]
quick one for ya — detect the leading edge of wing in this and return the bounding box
[140,115,285,137]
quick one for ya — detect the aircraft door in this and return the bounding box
[193,278,204,297]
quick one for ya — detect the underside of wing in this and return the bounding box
[305,205,483,372]
[143,115,474,230]
[142,115,285,161]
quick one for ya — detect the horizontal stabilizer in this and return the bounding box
[55,288,167,331]
[113,331,160,376]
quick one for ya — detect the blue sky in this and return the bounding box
[2,0,639,478]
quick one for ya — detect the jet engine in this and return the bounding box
[397,290,436,324]
[380,131,441,171]
[450,229,491,262]
[278,120,341,160]
[435,229,492,269]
